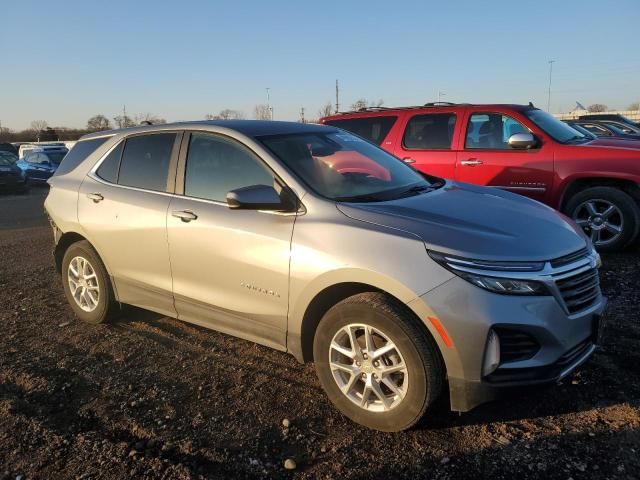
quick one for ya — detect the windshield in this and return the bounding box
[524,109,587,143]
[0,156,13,166]
[260,131,439,202]
[45,150,68,164]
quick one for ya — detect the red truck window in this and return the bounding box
[465,113,529,150]
[403,114,456,150]
[324,116,397,145]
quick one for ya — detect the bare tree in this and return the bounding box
[317,101,333,119]
[628,102,640,111]
[350,98,384,111]
[587,104,608,113]
[113,114,135,129]
[87,115,111,131]
[205,109,245,120]
[253,104,272,120]
[30,120,48,141]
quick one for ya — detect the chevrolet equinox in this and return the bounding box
[45,121,607,431]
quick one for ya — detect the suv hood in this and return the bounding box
[337,181,588,262]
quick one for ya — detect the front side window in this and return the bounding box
[184,133,274,202]
[465,113,529,149]
[260,130,438,202]
[118,133,176,191]
[324,116,397,145]
[403,113,456,149]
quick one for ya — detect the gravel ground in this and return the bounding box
[0,188,639,479]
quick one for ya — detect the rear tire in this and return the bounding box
[313,292,443,432]
[564,186,640,251]
[61,240,118,324]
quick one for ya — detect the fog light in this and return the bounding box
[483,330,500,376]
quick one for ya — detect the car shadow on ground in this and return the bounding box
[109,306,629,433]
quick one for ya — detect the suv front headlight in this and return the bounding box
[428,251,550,296]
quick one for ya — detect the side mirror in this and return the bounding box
[226,185,288,211]
[508,132,538,149]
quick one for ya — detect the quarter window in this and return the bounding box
[96,142,123,183]
[403,113,457,149]
[118,133,176,191]
[323,116,397,145]
[184,133,274,202]
[465,113,529,149]
[55,137,109,176]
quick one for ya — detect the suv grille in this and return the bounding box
[495,328,539,363]
[555,267,600,314]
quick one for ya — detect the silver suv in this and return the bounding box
[45,121,607,431]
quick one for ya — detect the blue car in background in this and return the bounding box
[16,147,68,183]
[0,152,28,193]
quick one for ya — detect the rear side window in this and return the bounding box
[96,142,123,183]
[324,116,397,145]
[54,137,109,176]
[403,114,456,149]
[118,133,176,192]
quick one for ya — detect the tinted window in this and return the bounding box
[184,133,273,202]
[118,133,176,191]
[403,114,456,149]
[465,113,529,149]
[261,131,437,202]
[324,116,397,145]
[55,137,109,176]
[524,109,586,143]
[96,142,123,183]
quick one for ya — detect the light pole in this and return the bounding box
[547,60,555,112]
[265,87,273,120]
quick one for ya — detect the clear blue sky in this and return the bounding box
[3,0,639,130]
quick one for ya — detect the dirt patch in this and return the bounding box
[0,194,639,479]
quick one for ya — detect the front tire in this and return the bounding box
[61,240,118,324]
[313,292,443,432]
[564,187,640,251]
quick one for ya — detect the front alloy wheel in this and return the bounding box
[565,186,640,251]
[314,292,443,432]
[329,324,409,412]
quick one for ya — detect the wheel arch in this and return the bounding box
[558,176,640,212]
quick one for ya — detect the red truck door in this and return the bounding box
[393,111,459,180]
[455,111,554,203]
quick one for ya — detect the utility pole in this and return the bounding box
[438,91,446,102]
[335,79,340,113]
[547,60,555,112]
[265,88,273,120]
[300,107,305,123]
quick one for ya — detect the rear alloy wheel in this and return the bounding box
[314,292,443,432]
[62,240,118,324]
[565,187,640,251]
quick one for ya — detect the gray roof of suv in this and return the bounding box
[81,120,336,141]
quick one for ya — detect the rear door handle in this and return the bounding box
[402,157,416,164]
[460,159,483,166]
[87,192,104,203]
[172,210,198,222]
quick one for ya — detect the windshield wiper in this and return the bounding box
[334,193,388,203]
[398,184,435,197]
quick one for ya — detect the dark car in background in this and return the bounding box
[16,146,68,183]
[0,152,28,192]
[0,143,19,156]
[571,120,640,141]
[578,113,640,128]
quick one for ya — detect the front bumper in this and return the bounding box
[409,275,607,412]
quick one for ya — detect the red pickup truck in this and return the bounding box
[321,103,640,251]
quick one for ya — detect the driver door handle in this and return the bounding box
[172,210,198,222]
[460,159,483,166]
[87,192,104,203]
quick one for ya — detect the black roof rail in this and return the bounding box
[423,101,457,106]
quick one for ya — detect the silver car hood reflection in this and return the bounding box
[337,181,588,262]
